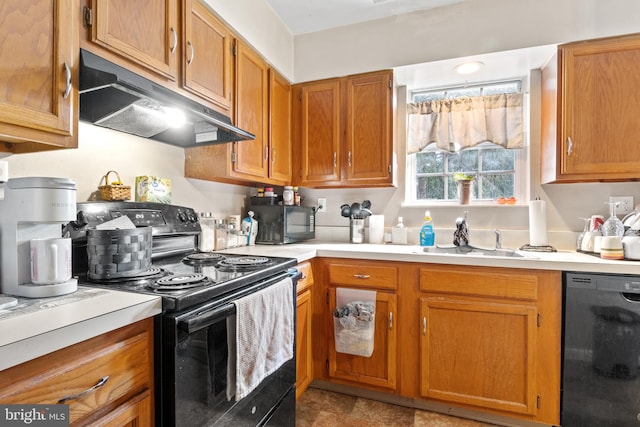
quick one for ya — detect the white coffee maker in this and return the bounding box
[0,177,78,297]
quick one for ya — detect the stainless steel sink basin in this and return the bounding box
[423,245,524,258]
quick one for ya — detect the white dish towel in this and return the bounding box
[227,276,294,401]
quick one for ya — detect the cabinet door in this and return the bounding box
[91,0,178,80]
[269,69,292,184]
[544,34,640,182]
[345,71,393,185]
[329,289,397,390]
[298,81,341,186]
[90,390,152,427]
[296,288,313,399]
[182,0,232,112]
[420,297,537,415]
[0,0,77,152]
[233,40,269,180]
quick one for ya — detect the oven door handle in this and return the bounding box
[178,303,236,333]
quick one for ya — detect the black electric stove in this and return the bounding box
[67,201,298,427]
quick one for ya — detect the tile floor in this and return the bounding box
[296,388,499,427]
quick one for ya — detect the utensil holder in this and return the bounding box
[350,218,365,243]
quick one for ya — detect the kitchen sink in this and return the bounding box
[423,245,525,258]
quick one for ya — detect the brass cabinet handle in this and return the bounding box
[353,274,370,279]
[389,312,393,330]
[169,27,177,54]
[57,376,110,404]
[187,41,195,65]
[567,136,573,157]
[271,148,276,164]
[62,62,72,99]
[423,317,427,336]
[348,151,352,166]
[333,152,337,168]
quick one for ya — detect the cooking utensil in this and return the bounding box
[361,208,372,217]
[362,200,372,210]
[350,202,361,218]
[340,204,351,218]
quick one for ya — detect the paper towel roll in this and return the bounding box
[529,199,548,246]
[368,215,384,244]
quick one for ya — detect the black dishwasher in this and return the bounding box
[563,272,640,426]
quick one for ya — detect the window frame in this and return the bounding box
[403,79,530,207]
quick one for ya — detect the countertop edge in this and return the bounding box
[0,292,161,371]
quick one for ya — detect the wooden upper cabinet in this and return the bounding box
[269,69,293,184]
[232,40,269,180]
[293,70,394,188]
[89,0,178,80]
[0,0,78,153]
[182,0,233,112]
[345,71,393,184]
[297,80,342,186]
[541,33,640,183]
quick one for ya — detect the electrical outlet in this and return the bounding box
[317,197,327,213]
[610,196,634,215]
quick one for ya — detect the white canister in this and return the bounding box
[283,186,294,206]
[368,215,384,244]
[30,237,72,284]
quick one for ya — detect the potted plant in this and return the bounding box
[453,173,474,205]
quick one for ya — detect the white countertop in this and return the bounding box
[4,242,638,371]
[0,286,161,371]
[222,242,640,275]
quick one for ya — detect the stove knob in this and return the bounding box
[187,212,198,223]
[177,211,188,223]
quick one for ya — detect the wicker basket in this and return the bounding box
[86,227,152,280]
[98,170,131,201]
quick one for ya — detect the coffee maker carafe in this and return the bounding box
[0,177,78,297]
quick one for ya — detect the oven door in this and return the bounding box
[158,272,297,427]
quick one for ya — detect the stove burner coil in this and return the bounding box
[182,252,226,266]
[149,273,209,291]
[219,256,269,267]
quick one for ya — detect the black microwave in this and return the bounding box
[249,205,315,244]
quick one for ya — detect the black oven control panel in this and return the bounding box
[69,201,201,238]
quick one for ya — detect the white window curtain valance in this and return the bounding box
[407,93,525,154]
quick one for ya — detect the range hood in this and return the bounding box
[79,49,254,147]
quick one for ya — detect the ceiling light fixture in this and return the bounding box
[454,61,484,75]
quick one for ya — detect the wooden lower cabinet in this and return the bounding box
[420,297,538,415]
[296,261,314,399]
[0,318,154,426]
[328,288,397,390]
[315,258,561,426]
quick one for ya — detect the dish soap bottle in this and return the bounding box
[419,211,435,246]
[392,216,407,244]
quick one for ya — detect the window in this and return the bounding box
[406,80,528,204]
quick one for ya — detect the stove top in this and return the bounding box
[80,253,297,312]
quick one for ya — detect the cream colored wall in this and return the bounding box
[294,0,640,82]
[3,123,251,218]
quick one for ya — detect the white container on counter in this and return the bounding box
[198,212,215,252]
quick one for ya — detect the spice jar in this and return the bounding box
[283,186,294,205]
[293,186,301,206]
[264,187,274,197]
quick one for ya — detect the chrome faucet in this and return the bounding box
[453,211,469,247]
[494,229,502,249]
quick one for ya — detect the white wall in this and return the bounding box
[294,0,640,82]
[3,124,251,219]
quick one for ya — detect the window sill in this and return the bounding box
[401,200,529,208]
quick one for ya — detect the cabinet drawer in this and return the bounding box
[420,266,538,301]
[0,321,152,424]
[297,261,314,294]
[329,263,397,290]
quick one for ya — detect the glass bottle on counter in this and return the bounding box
[214,219,227,250]
[293,186,301,206]
[198,212,215,252]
